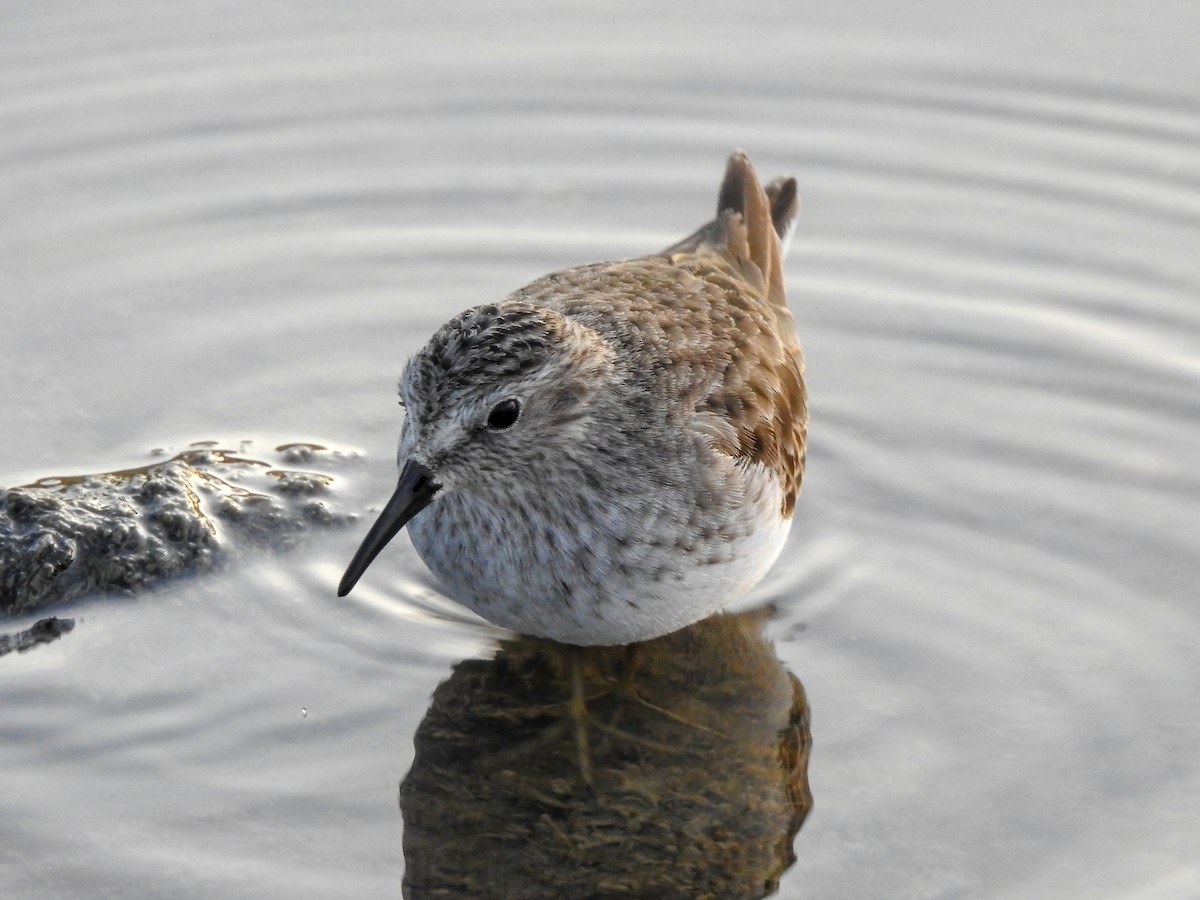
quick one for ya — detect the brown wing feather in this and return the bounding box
[691,151,807,516]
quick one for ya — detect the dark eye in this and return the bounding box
[487,399,521,430]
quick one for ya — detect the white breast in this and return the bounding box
[408,458,792,646]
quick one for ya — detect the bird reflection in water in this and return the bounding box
[400,608,812,899]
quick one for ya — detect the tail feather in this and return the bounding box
[663,150,799,310]
[765,175,799,257]
[717,150,786,309]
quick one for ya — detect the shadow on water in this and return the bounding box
[400,608,812,899]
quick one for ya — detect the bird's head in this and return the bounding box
[337,300,615,596]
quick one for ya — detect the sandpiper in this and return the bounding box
[339,151,807,646]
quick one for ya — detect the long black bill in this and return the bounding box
[337,459,440,597]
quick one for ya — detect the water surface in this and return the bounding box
[3,2,1199,897]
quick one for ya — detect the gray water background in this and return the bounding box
[3,2,1199,897]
